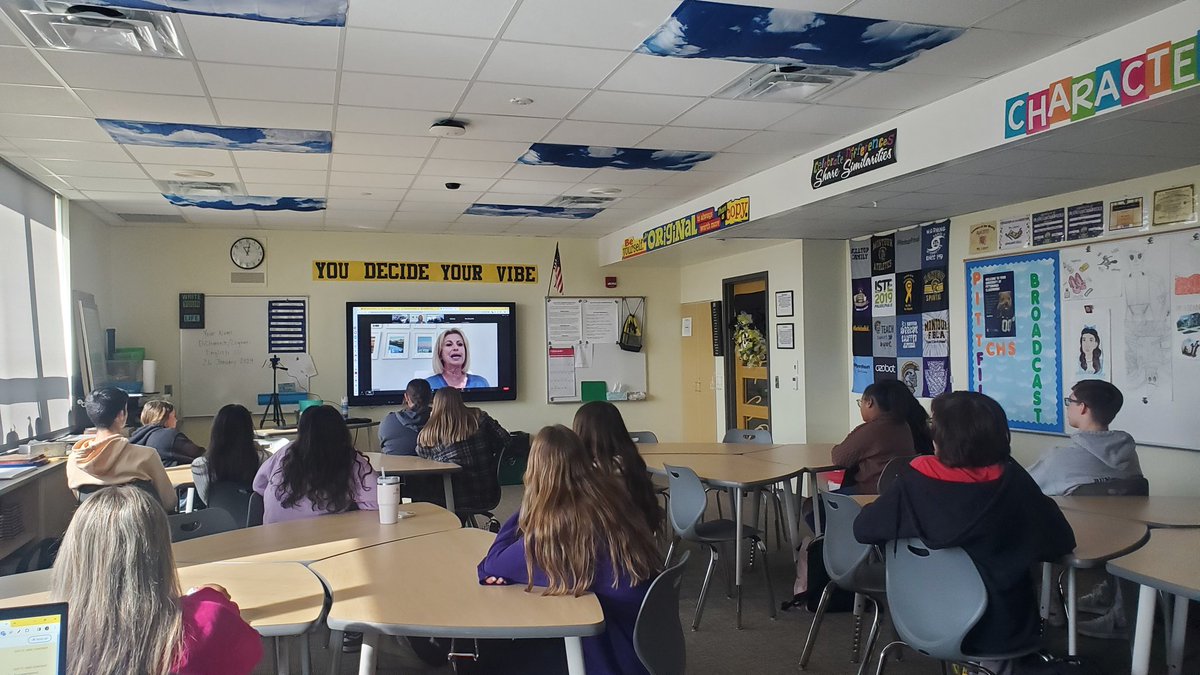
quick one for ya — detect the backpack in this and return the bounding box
[618,299,643,353]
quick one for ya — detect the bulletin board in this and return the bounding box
[545,296,647,403]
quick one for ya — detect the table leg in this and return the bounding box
[1067,567,1077,656]
[747,488,762,549]
[358,631,379,675]
[1169,594,1188,674]
[1039,563,1052,620]
[564,636,587,675]
[1131,584,1157,675]
[277,636,291,675]
[734,486,744,630]
[781,478,800,562]
[442,475,456,514]
[300,633,311,675]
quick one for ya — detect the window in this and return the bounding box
[0,160,71,449]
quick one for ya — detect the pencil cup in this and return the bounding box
[377,476,401,524]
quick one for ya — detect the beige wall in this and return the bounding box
[66,206,112,313]
[78,218,682,444]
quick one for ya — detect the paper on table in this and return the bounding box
[548,345,577,401]
[547,299,582,343]
[582,299,620,343]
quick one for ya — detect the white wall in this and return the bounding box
[66,206,112,314]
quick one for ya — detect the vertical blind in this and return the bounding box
[0,159,71,448]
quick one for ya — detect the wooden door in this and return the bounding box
[728,277,770,432]
[680,302,717,442]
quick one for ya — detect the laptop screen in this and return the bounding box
[0,602,67,674]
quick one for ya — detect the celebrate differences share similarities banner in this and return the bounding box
[850,220,951,397]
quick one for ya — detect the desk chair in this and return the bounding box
[167,508,238,543]
[630,431,659,444]
[873,539,1042,675]
[204,482,259,528]
[663,464,774,630]
[722,428,773,444]
[458,443,505,532]
[1066,476,1149,496]
[800,492,887,675]
[77,480,162,507]
[634,551,690,675]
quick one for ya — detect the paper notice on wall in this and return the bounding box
[547,299,582,343]
[582,299,620,343]
[999,216,1031,250]
[548,346,577,401]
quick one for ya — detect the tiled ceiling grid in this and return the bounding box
[0,0,1183,236]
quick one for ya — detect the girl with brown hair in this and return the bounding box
[414,386,507,513]
[572,401,662,535]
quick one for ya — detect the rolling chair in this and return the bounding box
[634,551,690,675]
[204,481,259,528]
[167,508,238,543]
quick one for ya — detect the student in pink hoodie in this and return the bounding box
[51,485,262,675]
[67,387,175,510]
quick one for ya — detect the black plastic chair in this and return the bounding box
[77,480,163,508]
[1066,476,1149,496]
[167,508,238,542]
[630,431,659,444]
[204,481,258,528]
[634,551,690,675]
[722,428,773,444]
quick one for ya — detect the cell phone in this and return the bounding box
[397,510,415,519]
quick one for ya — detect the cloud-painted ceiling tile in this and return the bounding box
[465,204,601,220]
[639,0,964,71]
[98,120,332,153]
[164,195,326,211]
[519,143,713,171]
[84,0,347,26]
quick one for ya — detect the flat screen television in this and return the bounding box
[347,302,517,405]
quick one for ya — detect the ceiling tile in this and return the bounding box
[769,104,904,136]
[81,190,172,203]
[842,0,1023,27]
[74,91,217,125]
[0,47,57,86]
[456,214,525,227]
[0,114,111,142]
[180,15,341,69]
[818,72,983,110]
[231,151,330,170]
[238,168,328,185]
[326,198,400,212]
[0,19,21,46]
[657,170,736,188]
[489,178,578,194]
[478,43,629,89]
[330,154,425,174]
[602,53,753,97]
[181,209,259,224]
[671,99,801,130]
[328,186,409,200]
[542,120,659,147]
[452,114,558,142]
[478,192,559,206]
[334,132,436,157]
[199,62,336,104]
[335,106,447,135]
[38,159,146,178]
[347,0,518,38]
[726,130,839,155]
[10,139,129,162]
[338,72,468,111]
[691,152,793,174]
[636,126,753,152]
[396,200,469,214]
[978,0,1180,38]
[604,196,674,211]
[421,158,520,179]
[502,0,679,50]
[60,176,160,192]
[97,200,183,216]
[586,167,670,185]
[430,138,529,162]
[409,175,498,192]
[343,29,491,79]
[0,85,90,116]
[39,50,204,95]
[139,164,240,182]
[403,188,483,203]
[212,99,333,129]
[892,29,1079,79]
[634,184,708,200]
[561,182,649,198]
[459,82,591,119]
[125,145,233,167]
[330,172,416,189]
[256,211,325,228]
[502,164,596,182]
[242,183,328,197]
[570,91,701,126]
[2,156,48,175]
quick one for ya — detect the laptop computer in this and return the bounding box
[0,602,68,674]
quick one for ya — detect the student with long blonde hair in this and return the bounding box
[51,485,262,675]
[414,386,507,513]
[478,425,662,675]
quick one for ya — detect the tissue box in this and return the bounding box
[605,391,629,401]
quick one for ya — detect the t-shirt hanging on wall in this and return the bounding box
[851,220,950,396]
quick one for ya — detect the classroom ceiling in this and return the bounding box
[0,0,1185,236]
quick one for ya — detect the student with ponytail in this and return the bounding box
[832,379,932,494]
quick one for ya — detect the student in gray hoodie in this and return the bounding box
[1028,379,1142,496]
[379,379,433,456]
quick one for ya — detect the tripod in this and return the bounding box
[260,355,289,428]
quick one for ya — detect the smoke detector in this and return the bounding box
[718,64,862,103]
[428,119,467,137]
[3,1,185,58]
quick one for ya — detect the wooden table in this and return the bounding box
[1054,496,1200,528]
[0,562,325,675]
[166,464,193,487]
[362,452,462,513]
[311,528,604,675]
[172,503,460,564]
[636,442,777,455]
[1108,529,1200,675]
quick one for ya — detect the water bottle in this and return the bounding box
[340,395,349,419]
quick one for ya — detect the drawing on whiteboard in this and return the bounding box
[1062,246,1123,300]
[1123,244,1173,403]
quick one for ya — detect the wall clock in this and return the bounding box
[230,237,265,270]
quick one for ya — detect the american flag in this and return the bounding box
[549,243,564,294]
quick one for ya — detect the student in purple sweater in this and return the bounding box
[477,425,662,675]
[253,405,377,524]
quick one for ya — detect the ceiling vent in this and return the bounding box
[116,212,186,224]
[4,1,185,58]
[718,64,863,103]
[155,180,244,198]
[546,195,617,208]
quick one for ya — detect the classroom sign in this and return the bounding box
[312,260,538,284]
[811,129,897,189]
[850,220,951,396]
[966,250,1063,433]
[626,196,750,258]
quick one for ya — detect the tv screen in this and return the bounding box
[347,302,517,405]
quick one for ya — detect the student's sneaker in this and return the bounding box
[1077,578,1115,615]
[1077,605,1127,640]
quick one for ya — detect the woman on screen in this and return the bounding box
[1078,326,1104,376]
[426,328,490,389]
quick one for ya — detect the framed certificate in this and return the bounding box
[775,290,794,317]
[776,322,795,349]
[1152,184,1196,226]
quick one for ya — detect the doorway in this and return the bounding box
[722,273,770,434]
[679,301,718,442]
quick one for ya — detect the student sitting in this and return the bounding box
[129,400,205,467]
[832,379,933,494]
[68,387,176,511]
[1028,379,1141,496]
[478,425,662,675]
[855,392,1076,671]
[191,404,269,504]
[380,378,433,456]
[572,401,663,535]
[413,387,507,513]
[51,485,262,675]
[253,405,377,524]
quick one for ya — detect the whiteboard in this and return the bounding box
[544,296,647,403]
[1057,229,1200,450]
[179,296,308,417]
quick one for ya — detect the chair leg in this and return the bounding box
[852,593,865,663]
[664,537,677,568]
[799,581,837,669]
[758,538,776,620]
[691,545,719,631]
[872,640,904,675]
[856,598,883,675]
[718,542,733,599]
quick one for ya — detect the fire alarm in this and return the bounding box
[605,276,617,288]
